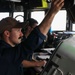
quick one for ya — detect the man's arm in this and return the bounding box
[21,0,64,67]
[22,60,46,67]
[38,0,64,36]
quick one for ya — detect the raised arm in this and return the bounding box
[21,0,64,68]
[38,0,64,35]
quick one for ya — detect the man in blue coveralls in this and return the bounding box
[0,0,64,75]
[22,18,38,41]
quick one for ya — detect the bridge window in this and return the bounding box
[51,10,67,32]
[0,12,9,20]
[31,11,45,25]
[72,24,75,31]
[13,12,24,22]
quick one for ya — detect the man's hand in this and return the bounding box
[38,0,64,35]
[50,0,64,14]
[35,60,46,67]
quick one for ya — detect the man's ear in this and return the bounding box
[4,30,10,37]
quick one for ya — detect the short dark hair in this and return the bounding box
[22,18,38,34]
[26,18,38,27]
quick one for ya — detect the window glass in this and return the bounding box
[31,11,45,25]
[13,12,24,22]
[51,10,67,31]
[0,12,9,20]
[72,24,75,31]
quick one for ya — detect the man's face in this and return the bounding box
[9,28,23,45]
[29,23,37,33]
